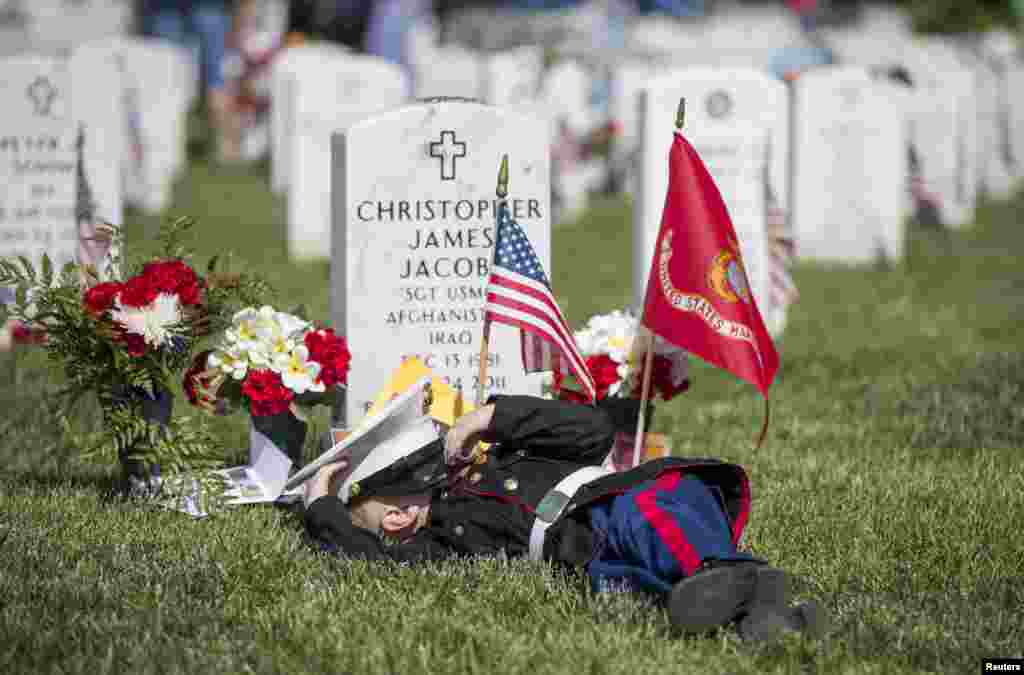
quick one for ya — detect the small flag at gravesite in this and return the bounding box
[483,156,597,404]
[640,113,779,444]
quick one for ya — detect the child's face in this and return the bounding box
[350,494,431,540]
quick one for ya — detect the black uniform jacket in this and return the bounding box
[304,395,751,569]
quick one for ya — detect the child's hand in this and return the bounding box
[304,459,350,507]
[444,404,494,466]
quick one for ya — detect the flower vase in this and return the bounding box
[598,397,669,471]
[111,384,173,496]
[250,411,308,468]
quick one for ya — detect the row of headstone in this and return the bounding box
[75,38,193,215]
[274,42,612,260]
[1,52,122,290]
[287,55,408,259]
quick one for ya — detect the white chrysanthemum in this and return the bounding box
[208,347,249,380]
[581,309,637,364]
[111,293,181,348]
[227,307,263,351]
[274,310,311,339]
[274,345,324,394]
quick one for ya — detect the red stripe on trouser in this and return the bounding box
[633,471,702,575]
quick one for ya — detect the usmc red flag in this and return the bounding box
[641,131,779,399]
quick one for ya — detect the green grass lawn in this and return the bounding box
[1,156,1022,674]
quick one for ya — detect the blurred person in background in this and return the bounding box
[140,0,240,162]
[285,0,375,49]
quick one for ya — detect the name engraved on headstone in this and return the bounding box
[332,101,550,424]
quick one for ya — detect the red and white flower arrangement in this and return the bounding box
[83,259,205,357]
[185,306,351,418]
[549,309,690,403]
[0,216,271,474]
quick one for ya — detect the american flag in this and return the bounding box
[483,200,597,402]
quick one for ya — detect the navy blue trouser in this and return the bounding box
[587,470,757,596]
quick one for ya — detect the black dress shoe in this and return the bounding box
[736,601,829,643]
[668,561,760,634]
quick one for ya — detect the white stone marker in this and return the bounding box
[1007,62,1024,181]
[288,57,408,259]
[23,0,132,52]
[68,44,123,235]
[791,66,906,264]
[634,68,790,336]
[968,49,1016,201]
[411,45,482,101]
[77,37,191,215]
[270,43,354,195]
[480,46,542,106]
[332,100,549,425]
[900,39,978,227]
[1,56,84,278]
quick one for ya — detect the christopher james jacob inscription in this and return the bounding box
[332,100,551,425]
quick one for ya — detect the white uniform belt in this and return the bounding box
[528,465,613,562]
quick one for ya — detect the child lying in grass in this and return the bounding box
[303,395,825,643]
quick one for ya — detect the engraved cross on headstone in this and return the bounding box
[429,130,466,181]
[26,76,58,117]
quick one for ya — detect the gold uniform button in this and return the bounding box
[453,525,465,536]
[469,472,482,484]
[503,478,518,492]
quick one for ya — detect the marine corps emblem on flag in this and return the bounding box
[655,230,756,345]
[707,238,752,304]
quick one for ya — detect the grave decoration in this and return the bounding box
[184,306,351,468]
[0,216,271,494]
[547,309,688,471]
[549,309,689,405]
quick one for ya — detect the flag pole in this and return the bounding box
[477,154,509,407]
[632,98,686,469]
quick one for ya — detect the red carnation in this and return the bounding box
[553,354,622,403]
[119,273,159,308]
[587,354,622,401]
[241,369,294,416]
[83,281,123,316]
[628,355,691,402]
[143,260,202,306]
[304,328,351,389]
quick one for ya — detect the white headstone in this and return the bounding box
[900,39,978,227]
[288,57,408,260]
[480,46,542,106]
[791,66,906,263]
[332,100,550,425]
[270,44,354,194]
[76,38,190,215]
[412,45,482,100]
[24,0,132,52]
[634,68,790,336]
[1007,62,1024,180]
[68,45,123,234]
[539,59,602,223]
[967,49,1016,201]
[1,57,84,278]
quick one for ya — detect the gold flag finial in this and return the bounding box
[675,98,686,130]
[496,154,509,199]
